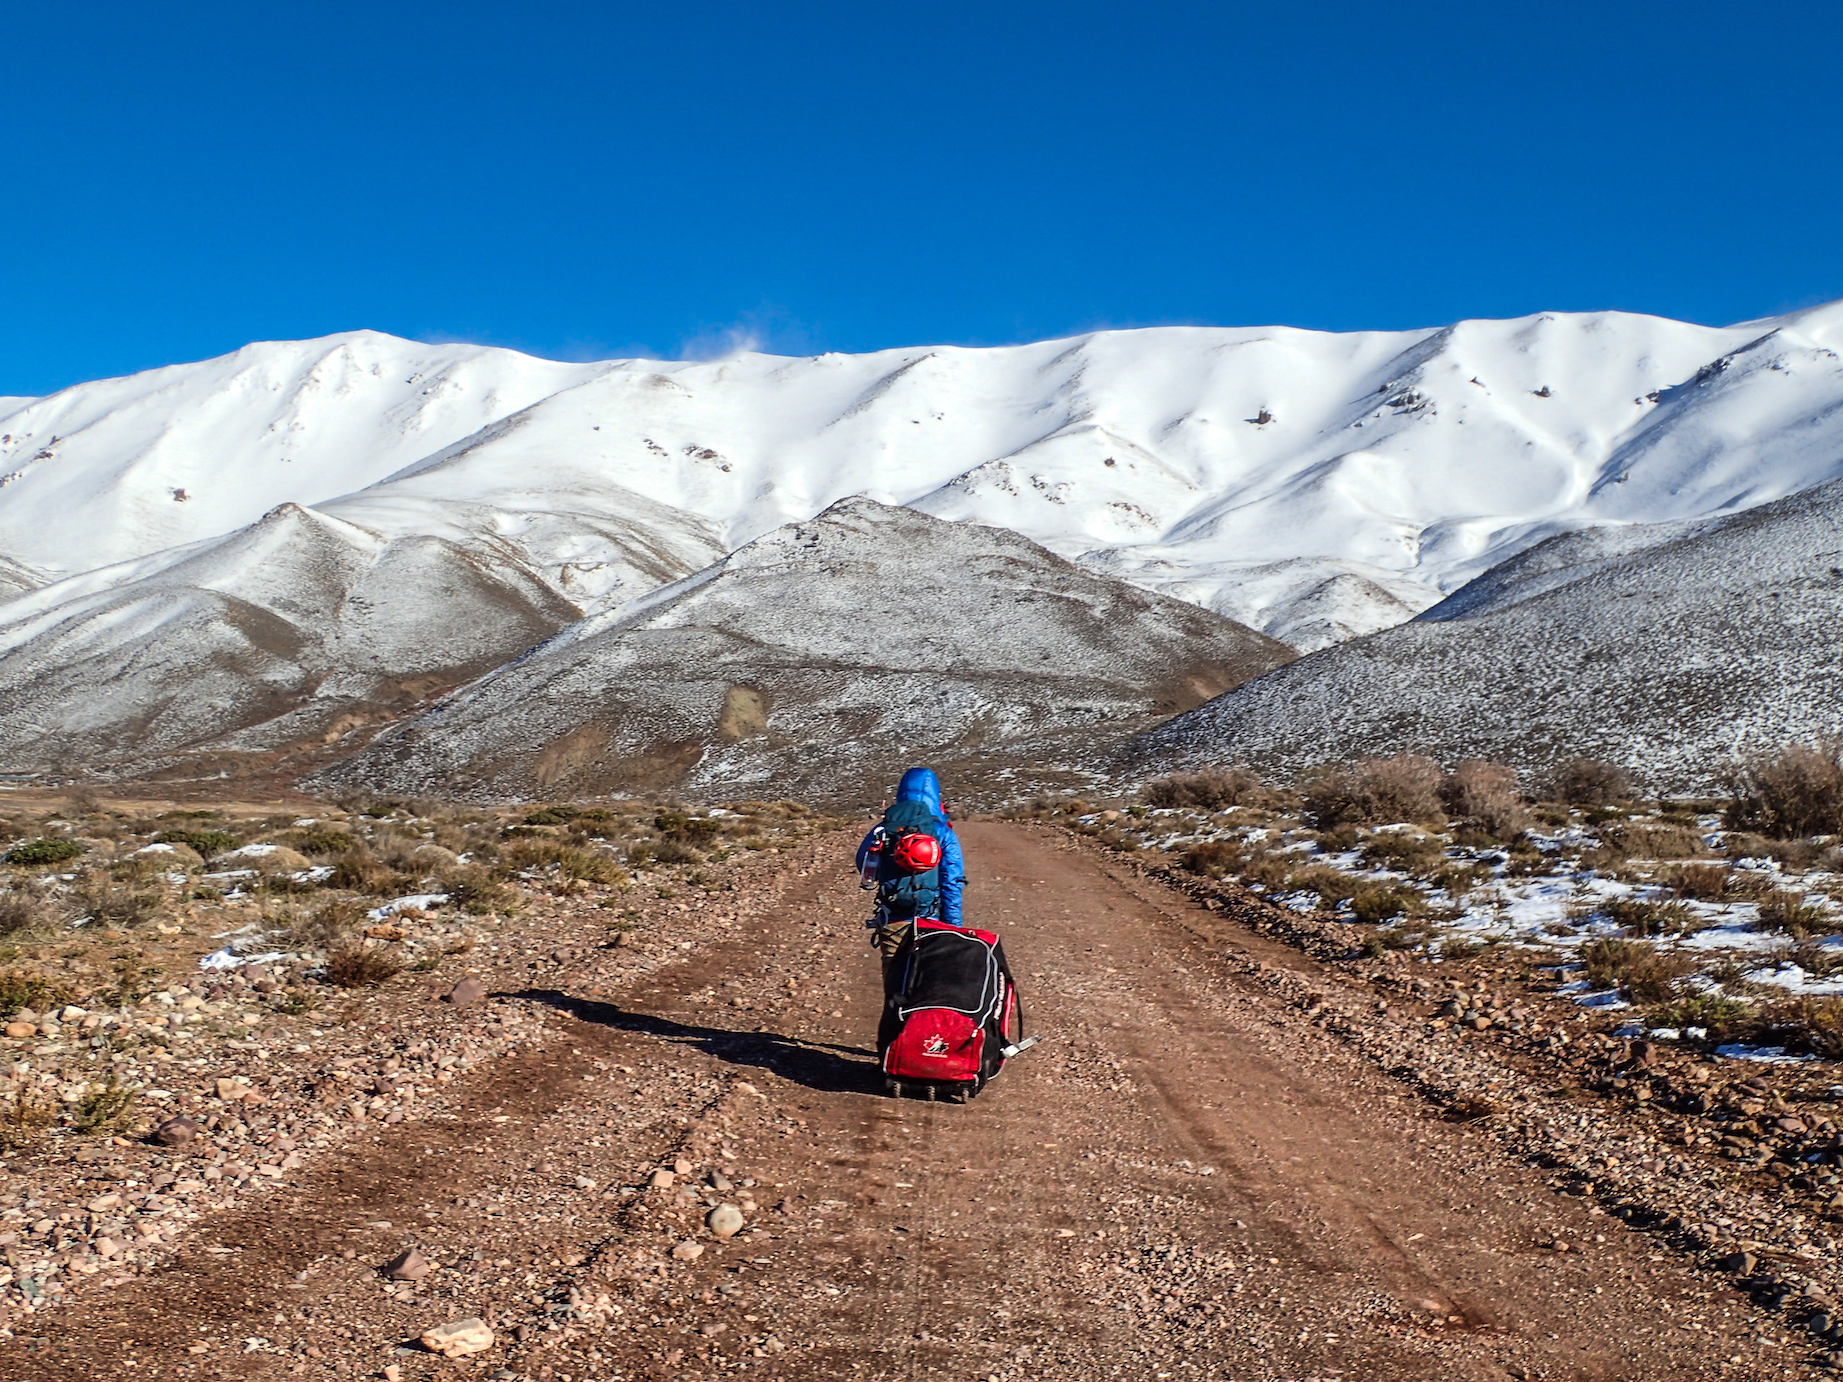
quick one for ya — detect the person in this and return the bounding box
[855,766,966,960]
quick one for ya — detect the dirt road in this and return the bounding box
[1,822,1798,1380]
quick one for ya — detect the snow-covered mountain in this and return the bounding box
[1128,480,1843,792]
[5,303,1842,650]
[310,499,1295,803]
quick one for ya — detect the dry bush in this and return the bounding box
[290,897,367,950]
[1790,941,1843,981]
[1349,886,1414,923]
[71,1078,139,1137]
[1181,840,1241,878]
[1303,755,1444,829]
[652,838,703,866]
[1439,760,1525,839]
[1580,937,1696,1002]
[1143,768,1265,811]
[1549,758,1631,807]
[324,943,403,988]
[1662,862,1728,901]
[0,889,63,936]
[0,969,73,1018]
[1599,897,1701,937]
[501,836,569,870]
[1726,741,1843,840]
[1734,995,1843,1059]
[557,848,627,886]
[442,866,514,916]
[327,849,410,897]
[274,827,358,857]
[0,1088,58,1151]
[1359,832,1444,871]
[1755,889,1828,939]
[72,877,159,928]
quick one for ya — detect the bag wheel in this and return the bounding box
[885,1080,904,1099]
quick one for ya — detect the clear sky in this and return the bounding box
[4,0,1839,396]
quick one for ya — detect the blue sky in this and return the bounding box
[3,0,1839,396]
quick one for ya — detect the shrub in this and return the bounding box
[1662,862,1728,901]
[443,866,515,915]
[0,969,73,1018]
[1349,887,1413,923]
[73,882,159,929]
[290,897,366,949]
[1439,760,1525,839]
[1360,832,1444,871]
[557,848,628,886]
[324,943,403,988]
[524,806,580,826]
[1182,840,1241,878]
[1599,897,1701,937]
[1650,992,1751,1030]
[327,850,409,897]
[0,890,61,936]
[1726,741,1843,839]
[652,838,702,866]
[4,838,84,867]
[1601,821,1706,860]
[1303,755,1444,829]
[1755,889,1828,939]
[1143,768,1264,811]
[153,829,239,856]
[71,1078,138,1137]
[0,1088,58,1150]
[280,827,358,857]
[1790,941,1843,981]
[1549,758,1631,807]
[1580,937,1696,1002]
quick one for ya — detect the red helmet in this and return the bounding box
[892,831,942,871]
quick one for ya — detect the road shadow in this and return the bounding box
[512,988,883,1096]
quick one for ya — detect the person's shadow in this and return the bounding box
[512,988,884,1096]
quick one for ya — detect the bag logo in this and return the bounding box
[922,1034,950,1056]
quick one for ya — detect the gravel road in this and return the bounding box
[0,822,1804,1381]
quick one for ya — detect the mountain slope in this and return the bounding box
[5,304,1841,647]
[0,489,724,778]
[1128,480,1843,791]
[312,499,1296,802]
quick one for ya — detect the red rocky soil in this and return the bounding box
[0,822,1810,1381]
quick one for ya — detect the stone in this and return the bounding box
[707,1204,746,1239]
[85,1192,123,1212]
[3,1022,34,1041]
[58,1006,89,1023]
[419,1317,494,1358]
[215,1078,250,1102]
[674,1157,694,1176]
[383,1248,432,1281]
[94,1236,121,1258]
[573,1175,598,1190]
[446,977,487,1006]
[154,1115,199,1148]
[672,1240,704,1261]
[1721,1251,1758,1274]
[649,1169,676,1189]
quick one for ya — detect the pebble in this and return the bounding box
[672,1241,705,1261]
[649,1169,676,1189]
[3,1022,34,1040]
[707,1204,746,1238]
[154,1115,198,1148]
[446,976,487,1006]
[419,1316,495,1358]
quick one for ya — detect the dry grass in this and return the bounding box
[0,1088,58,1151]
[1754,889,1829,939]
[71,1077,139,1137]
[1662,862,1728,901]
[0,968,73,1018]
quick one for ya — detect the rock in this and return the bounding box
[85,1192,123,1212]
[154,1115,199,1148]
[700,1322,728,1336]
[649,1169,676,1189]
[1722,1251,1758,1274]
[672,1241,704,1261]
[707,1204,746,1238]
[674,1157,693,1176]
[58,1006,89,1023]
[419,1317,494,1358]
[94,1236,121,1258]
[3,1022,34,1040]
[710,1171,733,1192]
[383,1248,432,1281]
[446,976,487,1006]
[215,1077,250,1102]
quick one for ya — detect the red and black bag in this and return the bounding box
[879,920,1021,1100]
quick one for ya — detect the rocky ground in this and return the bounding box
[0,804,1832,1380]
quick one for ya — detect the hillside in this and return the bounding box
[1128,479,1843,791]
[312,499,1295,804]
[5,303,1842,649]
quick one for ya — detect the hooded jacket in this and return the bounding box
[855,766,966,926]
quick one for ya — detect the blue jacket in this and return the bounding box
[856,766,966,927]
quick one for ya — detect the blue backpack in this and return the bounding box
[875,799,944,921]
